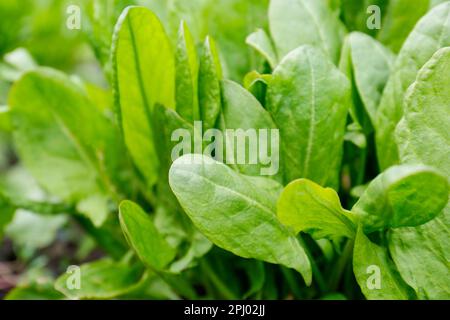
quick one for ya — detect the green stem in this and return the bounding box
[299,237,328,294]
[200,260,238,300]
[329,239,354,291]
[356,147,368,186]
[280,267,303,299]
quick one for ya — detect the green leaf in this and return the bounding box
[339,32,395,129]
[267,45,350,187]
[388,209,450,299]
[392,47,450,299]
[353,226,414,300]
[9,69,126,225]
[278,179,357,240]
[220,79,281,180]
[352,165,449,233]
[269,0,346,63]
[175,21,199,122]
[375,2,450,170]
[112,6,175,186]
[119,200,177,271]
[246,28,278,69]
[169,154,312,284]
[198,36,222,131]
[55,259,144,299]
[377,0,430,53]
[396,47,450,177]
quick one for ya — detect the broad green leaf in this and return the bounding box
[389,209,450,299]
[119,200,177,271]
[246,28,278,69]
[392,47,450,299]
[353,226,414,300]
[352,165,448,233]
[9,69,126,225]
[175,21,199,122]
[169,154,312,284]
[278,179,357,240]
[267,45,350,187]
[112,6,175,186]
[55,259,144,299]
[339,32,395,129]
[269,0,346,63]
[396,47,450,177]
[375,2,450,170]
[198,36,222,131]
[220,79,281,180]
[377,0,430,53]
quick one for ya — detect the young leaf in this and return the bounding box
[267,45,350,187]
[55,259,144,299]
[353,226,414,300]
[112,6,175,186]
[278,179,357,240]
[175,21,199,122]
[198,36,222,131]
[339,32,395,129]
[376,2,450,170]
[352,165,449,233]
[246,28,278,69]
[119,200,177,271]
[269,0,346,63]
[169,154,312,284]
[392,47,450,300]
[220,79,281,180]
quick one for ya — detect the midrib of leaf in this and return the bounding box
[303,52,316,179]
[51,112,97,180]
[177,167,275,217]
[52,112,119,201]
[126,16,154,136]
